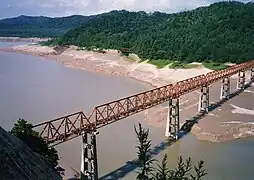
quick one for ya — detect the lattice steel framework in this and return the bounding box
[32,60,254,180]
[32,60,254,146]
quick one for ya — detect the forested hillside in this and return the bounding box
[0,15,88,37]
[55,1,254,64]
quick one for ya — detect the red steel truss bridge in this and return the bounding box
[33,60,254,180]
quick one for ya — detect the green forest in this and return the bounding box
[0,15,88,37]
[52,1,254,66]
[1,1,254,67]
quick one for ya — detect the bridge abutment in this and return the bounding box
[198,85,210,113]
[220,77,230,100]
[165,98,180,140]
[237,71,245,90]
[81,132,99,180]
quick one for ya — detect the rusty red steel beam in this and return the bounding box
[32,111,97,145]
[94,61,254,128]
[32,60,254,146]
[32,83,174,145]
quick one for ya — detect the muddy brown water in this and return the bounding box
[1,41,254,180]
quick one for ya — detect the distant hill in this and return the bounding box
[0,15,89,37]
[55,1,254,64]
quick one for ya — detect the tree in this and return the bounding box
[135,123,207,180]
[134,123,155,180]
[10,119,64,175]
[153,154,170,180]
[52,1,254,65]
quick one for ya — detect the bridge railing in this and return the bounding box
[33,60,254,145]
[33,111,95,145]
[94,83,173,128]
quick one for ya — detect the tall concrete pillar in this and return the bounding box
[198,85,209,113]
[165,98,180,140]
[81,133,89,180]
[81,132,99,180]
[220,77,230,100]
[251,68,254,82]
[237,71,245,90]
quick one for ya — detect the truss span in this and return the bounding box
[32,60,254,146]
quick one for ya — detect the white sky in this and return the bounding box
[0,0,252,19]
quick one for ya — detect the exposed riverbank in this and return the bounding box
[0,37,50,43]
[0,44,213,86]
[1,44,254,143]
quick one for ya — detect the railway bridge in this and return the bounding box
[32,60,254,180]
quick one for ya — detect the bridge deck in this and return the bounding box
[32,60,254,146]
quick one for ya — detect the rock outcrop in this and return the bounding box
[0,126,61,180]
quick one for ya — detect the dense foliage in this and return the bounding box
[135,123,155,179]
[135,123,207,180]
[55,1,254,64]
[0,15,88,37]
[10,119,64,175]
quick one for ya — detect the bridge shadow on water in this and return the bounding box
[178,82,251,139]
[100,83,251,180]
[99,138,176,180]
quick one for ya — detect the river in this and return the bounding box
[0,41,253,180]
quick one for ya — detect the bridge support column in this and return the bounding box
[220,77,230,100]
[237,71,245,90]
[81,131,99,180]
[198,85,209,113]
[250,68,254,82]
[165,98,180,140]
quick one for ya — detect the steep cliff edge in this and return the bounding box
[0,126,61,180]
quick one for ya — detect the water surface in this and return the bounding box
[0,42,253,180]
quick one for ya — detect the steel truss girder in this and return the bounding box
[32,61,254,145]
[30,61,254,180]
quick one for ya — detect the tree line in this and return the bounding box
[52,1,254,64]
[0,15,87,37]
[2,2,254,64]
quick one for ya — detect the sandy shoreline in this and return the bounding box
[0,37,50,43]
[0,44,213,86]
[1,44,254,143]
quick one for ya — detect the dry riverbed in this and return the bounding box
[1,44,254,143]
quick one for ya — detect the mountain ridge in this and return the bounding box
[0,15,88,37]
[54,1,254,63]
[1,1,254,64]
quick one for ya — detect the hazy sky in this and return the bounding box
[0,0,252,19]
